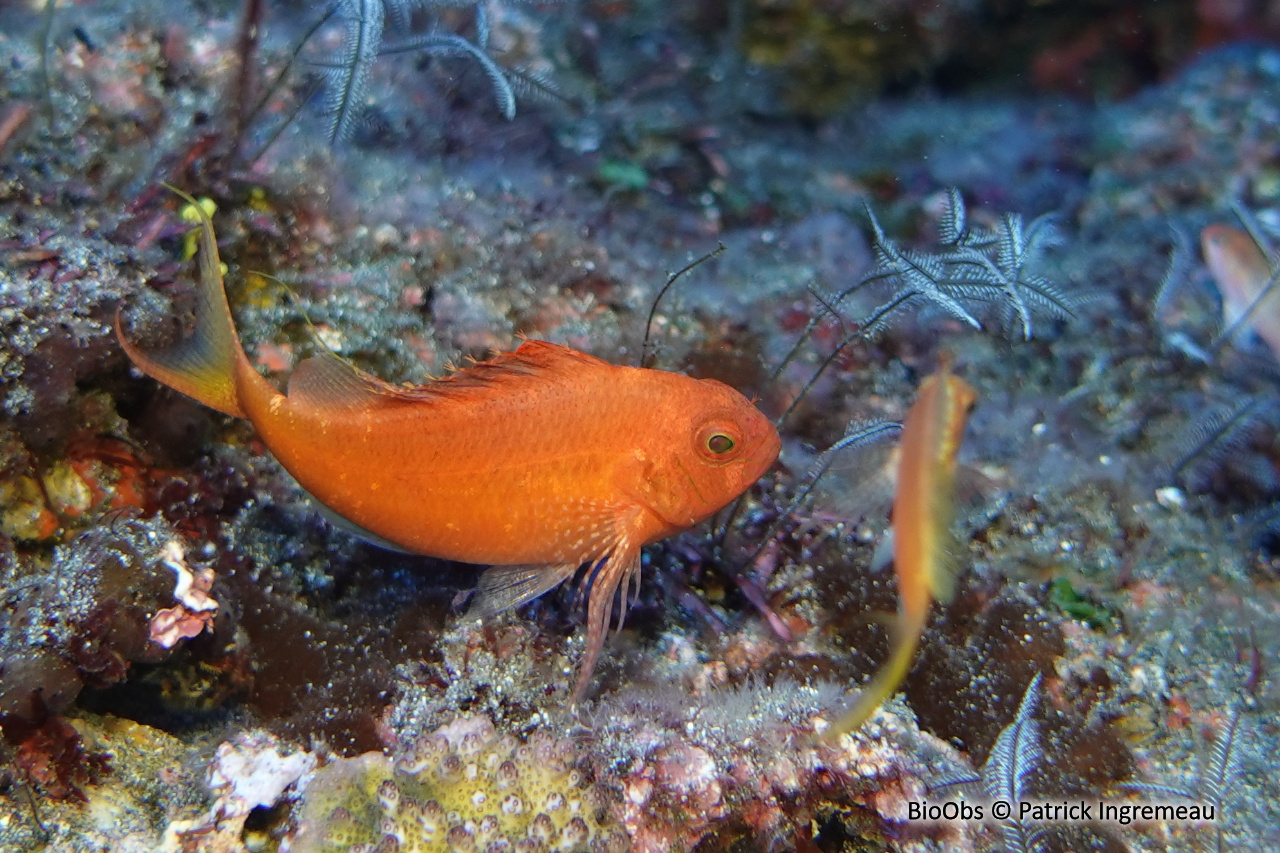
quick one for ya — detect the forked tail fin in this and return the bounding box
[115,187,250,418]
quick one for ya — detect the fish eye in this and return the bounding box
[706,433,735,454]
[695,419,743,462]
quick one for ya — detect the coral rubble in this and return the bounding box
[291,714,625,853]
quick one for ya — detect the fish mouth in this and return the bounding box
[730,442,779,491]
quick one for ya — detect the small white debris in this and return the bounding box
[372,223,401,248]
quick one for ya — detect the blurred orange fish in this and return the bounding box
[117,191,781,703]
[830,361,974,736]
[1202,223,1280,358]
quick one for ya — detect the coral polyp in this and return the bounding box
[291,715,624,853]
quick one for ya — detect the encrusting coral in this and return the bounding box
[290,713,625,853]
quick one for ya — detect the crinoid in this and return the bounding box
[861,188,1077,340]
[930,673,1049,853]
[1124,705,1255,853]
[742,418,902,560]
[768,189,1080,427]
[316,0,384,145]
[1164,394,1279,494]
[316,0,560,144]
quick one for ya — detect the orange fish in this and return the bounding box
[1201,224,1280,358]
[829,362,974,736]
[117,191,781,703]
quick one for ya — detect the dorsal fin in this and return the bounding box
[405,340,614,402]
[286,349,411,410]
[287,339,615,411]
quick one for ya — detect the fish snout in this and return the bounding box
[740,417,781,485]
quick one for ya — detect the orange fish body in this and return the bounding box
[1201,224,1280,358]
[117,191,781,703]
[830,363,974,736]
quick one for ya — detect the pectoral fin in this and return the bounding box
[573,530,643,707]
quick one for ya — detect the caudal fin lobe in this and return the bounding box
[827,614,922,737]
[115,188,249,418]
